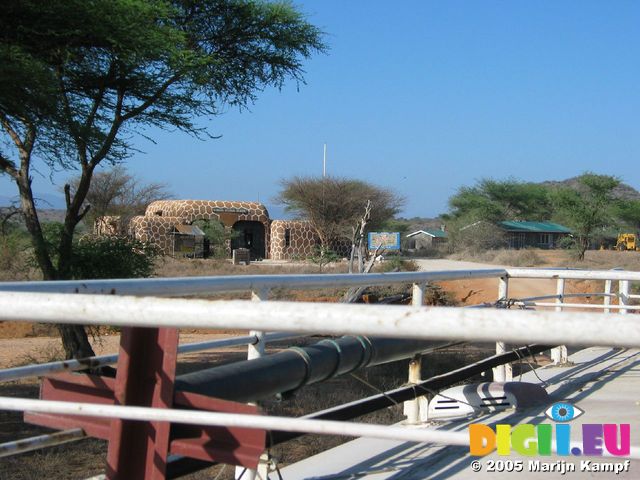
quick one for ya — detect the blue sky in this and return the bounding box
[1,0,639,218]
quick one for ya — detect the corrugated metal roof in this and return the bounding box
[173,224,205,236]
[498,221,571,233]
[406,229,448,238]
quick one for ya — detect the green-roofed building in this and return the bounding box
[498,221,571,249]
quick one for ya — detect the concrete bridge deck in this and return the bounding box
[281,347,640,479]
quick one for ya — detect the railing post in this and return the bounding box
[551,279,568,364]
[619,280,629,316]
[236,288,270,480]
[493,276,511,382]
[412,282,425,307]
[403,355,422,424]
[403,283,426,424]
[247,288,269,360]
[604,280,612,314]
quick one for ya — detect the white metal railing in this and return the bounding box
[2,291,639,346]
[0,267,639,467]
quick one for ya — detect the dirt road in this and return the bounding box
[414,259,560,305]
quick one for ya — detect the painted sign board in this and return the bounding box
[368,232,401,251]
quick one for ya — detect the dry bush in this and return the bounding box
[17,343,66,366]
[449,248,544,267]
[0,440,106,480]
[154,257,349,278]
[491,249,543,267]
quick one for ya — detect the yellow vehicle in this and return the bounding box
[616,233,640,251]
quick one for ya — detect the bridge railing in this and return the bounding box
[0,266,639,477]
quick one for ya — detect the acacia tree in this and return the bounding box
[552,173,620,260]
[276,175,404,252]
[0,0,325,358]
[614,199,640,232]
[448,178,553,223]
[70,166,171,228]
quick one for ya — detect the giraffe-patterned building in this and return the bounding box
[98,199,321,260]
[269,220,319,260]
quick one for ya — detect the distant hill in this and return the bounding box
[541,177,640,201]
[393,217,444,234]
[1,207,66,226]
[0,193,67,209]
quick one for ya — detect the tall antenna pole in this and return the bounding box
[323,143,327,178]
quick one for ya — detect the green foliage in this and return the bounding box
[614,199,640,231]
[192,218,238,258]
[551,173,620,260]
[0,0,325,358]
[71,236,159,279]
[309,245,339,272]
[448,178,553,223]
[40,222,158,279]
[0,227,32,280]
[1,0,327,167]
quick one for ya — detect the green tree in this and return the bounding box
[0,0,325,358]
[447,178,553,223]
[614,199,640,232]
[192,218,238,258]
[276,176,404,250]
[552,173,620,260]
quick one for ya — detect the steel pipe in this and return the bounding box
[0,396,470,446]
[0,428,85,458]
[0,269,506,296]
[506,268,640,281]
[512,302,640,311]
[175,336,437,402]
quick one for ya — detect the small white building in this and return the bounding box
[406,228,448,251]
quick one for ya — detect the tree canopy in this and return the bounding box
[447,178,553,223]
[551,173,620,260]
[70,166,171,227]
[0,0,325,358]
[276,176,404,248]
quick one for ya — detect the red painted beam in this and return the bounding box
[105,327,178,480]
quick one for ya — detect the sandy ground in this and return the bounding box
[0,332,248,369]
[415,258,590,305]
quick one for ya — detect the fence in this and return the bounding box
[0,267,639,479]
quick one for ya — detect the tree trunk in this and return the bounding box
[348,244,355,274]
[16,175,56,279]
[15,158,96,360]
[57,324,96,360]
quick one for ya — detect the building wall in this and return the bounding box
[97,200,337,260]
[94,216,124,236]
[143,200,270,257]
[505,232,568,249]
[270,220,319,260]
[129,215,186,255]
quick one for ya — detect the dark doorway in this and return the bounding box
[231,221,265,260]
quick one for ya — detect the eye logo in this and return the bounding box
[545,402,584,422]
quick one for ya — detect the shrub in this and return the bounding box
[376,257,419,272]
[39,222,159,279]
[71,235,159,279]
[492,248,543,267]
[309,246,339,272]
[0,217,34,280]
